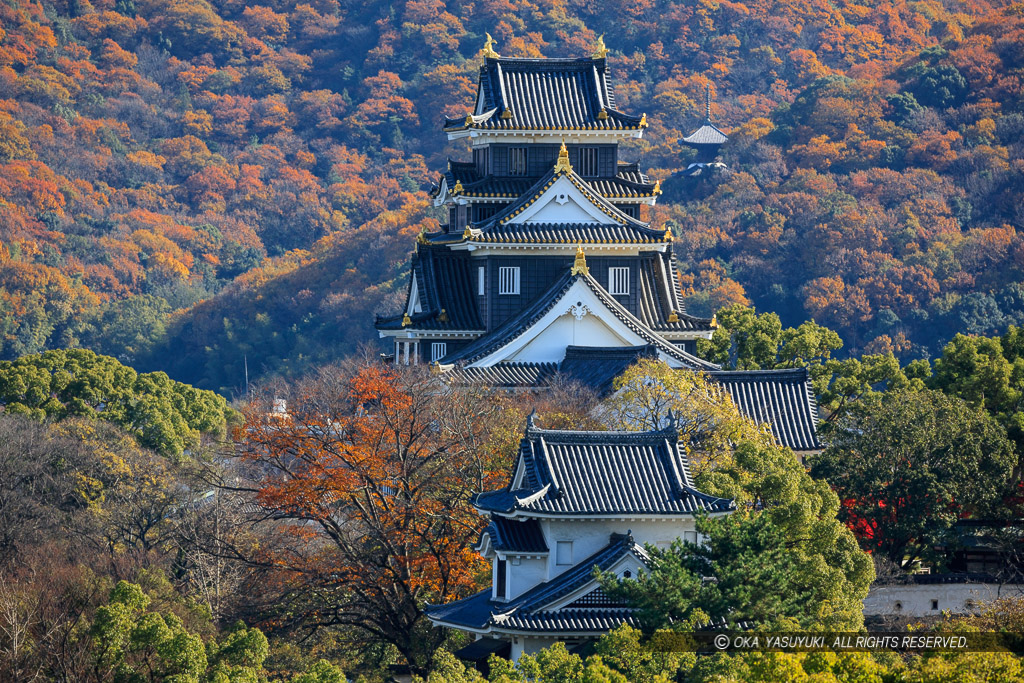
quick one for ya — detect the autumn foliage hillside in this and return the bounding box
[1,0,1023,391]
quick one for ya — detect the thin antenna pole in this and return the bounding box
[244,355,249,395]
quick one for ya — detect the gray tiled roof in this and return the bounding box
[443,58,644,132]
[681,122,728,146]
[480,516,548,553]
[426,533,649,634]
[374,246,485,332]
[446,357,822,453]
[473,424,735,516]
[708,368,822,451]
[636,256,713,332]
[467,166,663,243]
[438,270,718,370]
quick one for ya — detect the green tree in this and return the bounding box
[810,390,1015,568]
[602,439,872,631]
[0,349,235,457]
[603,358,774,476]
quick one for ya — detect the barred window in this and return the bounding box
[508,147,527,176]
[608,267,630,295]
[579,147,599,176]
[478,266,485,296]
[499,267,520,295]
[431,343,447,361]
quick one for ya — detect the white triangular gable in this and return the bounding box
[528,552,646,612]
[507,175,616,225]
[467,278,687,367]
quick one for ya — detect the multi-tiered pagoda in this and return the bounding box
[374,42,820,457]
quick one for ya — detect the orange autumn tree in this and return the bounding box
[233,361,508,670]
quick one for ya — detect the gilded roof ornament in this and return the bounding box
[554,141,572,174]
[438,308,449,322]
[663,227,673,241]
[667,311,679,323]
[501,108,513,119]
[711,313,719,329]
[464,114,474,126]
[463,226,474,240]
[429,360,441,374]
[597,109,608,120]
[593,34,608,59]
[570,244,589,276]
[417,229,429,244]
[482,33,500,59]
[639,113,648,128]
[653,179,662,195]
[402,313,412,327]
[452,179,464,195]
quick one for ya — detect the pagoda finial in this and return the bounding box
[554,141,572,174]
[482,33,500,59]
[593,34,608,59]
[705,83,712,121]
[570,244,589,276]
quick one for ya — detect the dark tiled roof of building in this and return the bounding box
[636,256,713,332]
[477,222,664,244]
[375,246,484,331]
[447,173,657,201]
[443,58,644,132]
[464,167,663,243]
[479,516,549,553]
[681,121,728,146]
[558,345,658,394]
[473,424,735,516]
[707,368,822,451]
[426,534,649,633]
[497,609,640,632]
[438,270,718,370]
[446,361,822,453]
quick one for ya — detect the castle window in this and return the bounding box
[499,267,520,295]
[556,541,573,566]
[478,266,485,296]
[579,147,599,176]
[431,343,447,361]
[608,267,630,295]
[495,559,507,598]
[509,147,527,176]
[931,599,939,610]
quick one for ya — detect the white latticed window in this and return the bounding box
[608,267,630,295]
[499,267,520,295]
[431,343,447,362]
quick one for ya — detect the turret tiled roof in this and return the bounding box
[443,57,644,132]
[472,423,735,516]
[478,516,548,554]
[446,354,823,453]
[426,533,649,634]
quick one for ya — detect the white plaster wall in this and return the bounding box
[539,518,699,582]
[510,313,628,362]
[506,557,548,600]
[864,583,1024,617]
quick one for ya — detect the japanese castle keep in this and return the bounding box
[374,43,821,456]
[374,43,823,657]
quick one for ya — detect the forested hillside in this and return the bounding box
[1,0,1022,391]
